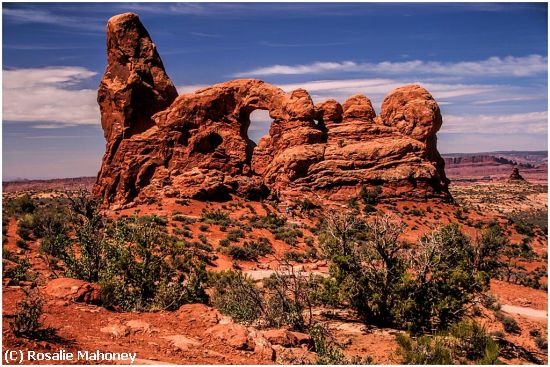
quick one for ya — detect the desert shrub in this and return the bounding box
[175,198,189,206]
[347,197,358,210]
[172,214,196,224]
[2,255,36,284]
[396,334,453,364]
[320,213,493,332]
[99,219,209,311]
[535,336,548,350]
[198,233,208,244]
[513,220,534,237]
[495,312,520,334]
[363,204,377,214]
[475,224,508,275]
[447,320,500,363]
[272,224,303,245]
[304,236,315,246]
[309,276,341,308]
[294,198,318,212]
[201,209,232,226]
[5,194,36,217]
[262,266,317,331]
[39,233,71,260]
[246,239,273,257]
[397,320,499,364]
[17,214,35,240]
[403,224,488,331]
[9,291,46,338]
[210,270,263,325]
[30,206,70,239]
[226,228,244,242]
[199,224,209,232]
[140,215,168,226]
[63,217,106,282]
[284,250,307,262]
[309,323,372,364]
[218,238,230,247]
[359,185,382,205]
[249,212,286,230]
[226,245,250,260]
[16,239,29,250]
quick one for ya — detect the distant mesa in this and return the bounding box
[93,13,451,207]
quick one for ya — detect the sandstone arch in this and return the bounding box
[94,13,450,206]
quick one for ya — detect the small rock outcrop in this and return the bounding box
[509,167,527,182]
[94,13,450,206]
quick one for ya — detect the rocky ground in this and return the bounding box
[2,180,548,365]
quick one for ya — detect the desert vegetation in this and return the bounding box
[2,190,547,364]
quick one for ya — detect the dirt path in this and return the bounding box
[501,304,548,320]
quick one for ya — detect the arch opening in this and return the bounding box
[240,108,273,165]
[247,109,272,144]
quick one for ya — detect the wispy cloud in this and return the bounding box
[3,8,104,31]
[190,31,222,38]
[443,111,548,134]
[259,40,351,48]
[233,55,547,78]
[274,78,504,105]
[3,66,99,126]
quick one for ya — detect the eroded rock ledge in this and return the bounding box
[94,13,450,206]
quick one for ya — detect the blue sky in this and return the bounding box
[2,2,548,179]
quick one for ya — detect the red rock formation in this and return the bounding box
[508,167,526,182]
[93,13,450,207]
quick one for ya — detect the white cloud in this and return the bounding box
[176,84,209,94]
[443,111,548,134]
[275,78,502,105]
[233,55,547,78]
[3,67,100,126]
[2,8,103,31]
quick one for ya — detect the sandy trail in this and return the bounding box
[501,304,548,320]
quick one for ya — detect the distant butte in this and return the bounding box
[93,13,451,207]
[508,167,527,183]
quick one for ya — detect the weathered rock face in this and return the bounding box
[94,13,450,206]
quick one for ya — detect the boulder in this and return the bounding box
[44,278,101,305]
[262,329,311,347]
[205,323,252,351]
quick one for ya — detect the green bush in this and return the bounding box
[210,270,263,325]
[9,291,46,338]
[320,213,495,332]
[397,320,500,364]
[475,224,508,275]
[284,250,307,262]
[272,225,303,245]
[226,229,245,242]
[535,336,548,351]
[495,312,520,334]
[396,334,452,364]
[201,209,232,226]
[99,219,209,311]
[359,185,382,205]
[5,194,36,217]
[17,214,35,240]
[514,221,534,237]
[172,214,196,224]
[2,251,37,284]
[309,323,372,364]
